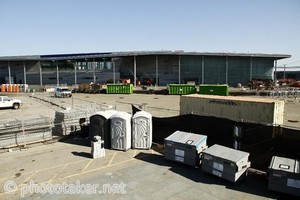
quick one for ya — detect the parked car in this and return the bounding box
[54,87,72,98]
[0,96,22,109]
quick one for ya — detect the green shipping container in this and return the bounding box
[106,84,133,94]
[168,84,197,95]
[199,84,229,96]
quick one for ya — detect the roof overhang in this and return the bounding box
[0,55,40,61]
[0,51,291,61]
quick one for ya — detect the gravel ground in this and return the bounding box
[0,92,300,129]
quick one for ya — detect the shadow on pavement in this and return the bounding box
[71,151,92,158]
[134,152,282,199]
[58,134,90,147]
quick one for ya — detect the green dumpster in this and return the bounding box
[168,84,197,95]
[199,84,229,96]
[106,84,133,94]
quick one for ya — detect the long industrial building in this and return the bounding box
[0,51,291,87]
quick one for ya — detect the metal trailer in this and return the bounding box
[180,94,285,125]
[89,110,118,148]
[201,144,251,182]
[110,111,132,151]
[164,131,208,167]
[268,156,300,196]
[132,111,152,149]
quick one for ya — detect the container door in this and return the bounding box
[133,116,150,148]
[111,118,126,150]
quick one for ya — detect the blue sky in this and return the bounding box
[0,0,299,66]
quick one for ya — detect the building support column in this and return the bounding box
[155,55,158,87]
[23,61,27,85]
[74,61,77,86]
[134,55,137,87]
[178,55,181,84]
[93,59,96,84]
[56,61,59,86]
[112,58,116,84]
[250,57,253,81]
[8,61,11,84]
[225,56,228,84]
[274,59,278,83]
[39,62,43,86]
[201,55,204,84]
[283,64,286,79]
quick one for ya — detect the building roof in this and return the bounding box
[0,51,291,61]
[0,55,40,61]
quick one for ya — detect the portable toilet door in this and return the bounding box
[132,111,152,149]
[89,110,117,148]
[110,111,132,151]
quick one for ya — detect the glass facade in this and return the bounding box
[181,56,202,84]
[0,53,285,86]
[41,59,112,71]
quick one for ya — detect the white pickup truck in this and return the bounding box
[54,87,72,98]
[0,96,22,109]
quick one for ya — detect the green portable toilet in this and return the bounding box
[199,84,229,96]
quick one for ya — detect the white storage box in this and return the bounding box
[164,131,208,166]
[202,144,251,182]
[268,156,300,196]
[91,137,105,159]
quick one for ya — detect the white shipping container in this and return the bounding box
[180,94,285,125]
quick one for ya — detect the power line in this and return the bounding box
[285,60,300,65]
